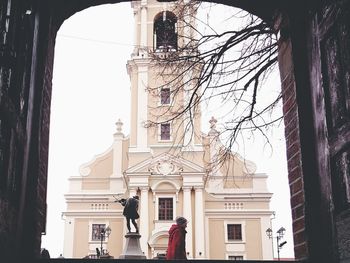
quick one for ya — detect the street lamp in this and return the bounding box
[100,226,112,256]
[266,227,287,261]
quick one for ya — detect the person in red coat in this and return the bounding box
[166,216,188,260]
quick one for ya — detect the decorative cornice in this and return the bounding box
[79,146,113,176]
[205,210,274,216]
[126,152,205,174]
[62,211,122,217]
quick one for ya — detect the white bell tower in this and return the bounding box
[126,0,201,153]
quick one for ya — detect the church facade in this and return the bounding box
[62,0,273,260]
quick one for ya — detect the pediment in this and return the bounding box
[126,152,205,175]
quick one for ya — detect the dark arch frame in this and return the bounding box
[0,0,348,262]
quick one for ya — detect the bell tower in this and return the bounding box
[127,0,201,154]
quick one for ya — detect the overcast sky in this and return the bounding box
[41,2,294,259]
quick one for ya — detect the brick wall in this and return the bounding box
[278,37,307,259]
[36,16,56,244]
[34,6,58,256]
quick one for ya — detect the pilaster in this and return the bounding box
[113,119,124,178]
[194,187,205,258]
[63,217,75,257]
[136,65,149,150]
[182,187,193,258]
[140,0,148,53]
[140,187,149,257]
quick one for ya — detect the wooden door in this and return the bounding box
[310,1,350,261]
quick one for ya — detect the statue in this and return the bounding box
[115,196,139,233]
[115,195,145,259]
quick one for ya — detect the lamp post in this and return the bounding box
[266,227,286,261]
[100,226,112,256]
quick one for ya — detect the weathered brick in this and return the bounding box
[285,128,300,149]
[292,204,305,219]
[291,191,305,208]
[282,91,296,113]
[287,141,301,161]
[294,242,308,259]
[293,234,306,250]
[290,177,304,195]
[293,217,306,233]
[287,153,301,172]
[288,166,302,184]
[284,106,299,129]
[278,40,293,76]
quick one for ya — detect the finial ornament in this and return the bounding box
[209,116,217,129]
[116,119,123,132]
[208,116,219,136]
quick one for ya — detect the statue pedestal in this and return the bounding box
[119,232,146,259]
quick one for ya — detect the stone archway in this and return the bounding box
[1,0,349,262]
[148,230,169,258]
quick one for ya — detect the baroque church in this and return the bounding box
[62,0,274,260]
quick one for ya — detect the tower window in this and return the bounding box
[160,123,171,141]
[227,224,242,240]
[158,198,173,220]
[154,11,177,51]
[160,87,171,105]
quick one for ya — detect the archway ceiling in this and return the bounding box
[53,0,281,27]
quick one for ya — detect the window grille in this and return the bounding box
[158,198,173,220]
[160,87,171,105]
[227,224,242,240]
[92,224,106,241]
[228,255,244,260]
[160,123,171,140]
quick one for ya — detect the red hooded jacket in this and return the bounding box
[166,224,187,260]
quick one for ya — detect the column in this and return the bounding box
[183,0,192,46]
[137,66,148,150]
[261,216,274,259]
[140,187,149,257]
[129,188,137,198]
[182,187,193,258]
[140,0,147,50]
[182,0,197,150]
[195,188,205,258]
[63,217,74,257]
[132,8,138,56]
[182,71,195,149]
[113,119,124,178]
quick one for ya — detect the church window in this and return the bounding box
[160,123,171,140]
[92,224,106,241]
[227,224,242,240]
[160,87,171,105]
[158,197,173,220]
[154,11,177,51]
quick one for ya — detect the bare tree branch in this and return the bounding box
[147,1,282,171]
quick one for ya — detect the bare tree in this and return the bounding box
[147,1,281,167]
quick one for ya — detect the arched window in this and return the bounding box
[154,11,177,51]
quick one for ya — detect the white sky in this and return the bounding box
[41,2,295,259]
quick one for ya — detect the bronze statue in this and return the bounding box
[116,196,139,233]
